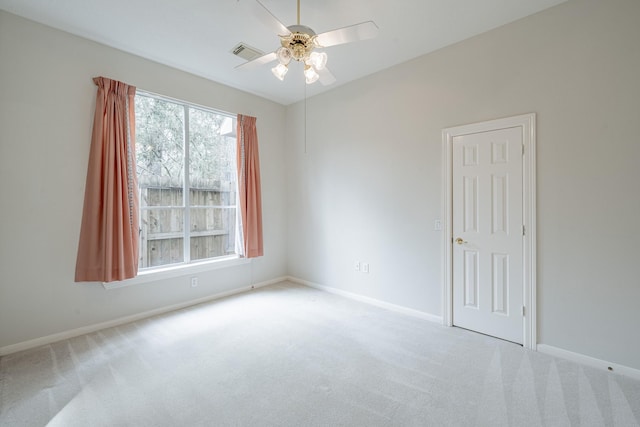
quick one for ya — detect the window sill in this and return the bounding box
[102,256,251,290]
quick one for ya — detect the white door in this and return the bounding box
[452,127,523,344]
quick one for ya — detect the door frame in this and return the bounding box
[442,113,537,350]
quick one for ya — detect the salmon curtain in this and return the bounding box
[75,77,139,282]
[237,114,264,258]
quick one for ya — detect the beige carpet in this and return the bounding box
[1,281,639,426]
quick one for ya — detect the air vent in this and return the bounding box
[231,43,263,61]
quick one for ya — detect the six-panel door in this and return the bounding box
[452,127,524,344]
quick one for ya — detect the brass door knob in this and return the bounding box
[455,237,467,245]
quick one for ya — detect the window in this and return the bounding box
[134,93,237,270]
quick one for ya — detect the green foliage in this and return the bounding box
[135,95,184,184]
[188,107,235,186]
[134,95,236,189]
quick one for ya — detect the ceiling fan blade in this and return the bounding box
[318,67,336,86]
[235,51,277,70]
[315,21,379,48]
[246,0,291,36]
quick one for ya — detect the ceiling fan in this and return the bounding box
[236,0,379,85]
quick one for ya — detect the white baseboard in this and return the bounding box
[537,344,640,381]
[286,276,443,324]
[0,276,286,357]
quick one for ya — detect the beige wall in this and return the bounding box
[0,11,287,349]
[286,0,640,370]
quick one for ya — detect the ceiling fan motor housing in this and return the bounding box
[281,25,318,61]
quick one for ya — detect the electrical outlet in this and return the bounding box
[354,261,360,272]
[362,263,370,273]
[190,277,198,288]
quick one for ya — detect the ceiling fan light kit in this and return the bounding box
[239,0,378,86]
[271,26,328,84]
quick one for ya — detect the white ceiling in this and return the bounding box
[0,0,567,105]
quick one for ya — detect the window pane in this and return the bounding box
[135,96,185,207]
[134,94,238,271]
[136,95,185,269]
[188,108,237,261]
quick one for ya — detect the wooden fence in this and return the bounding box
[138,178,236,268]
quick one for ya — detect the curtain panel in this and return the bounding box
[75,77,139,282]
[237,114,264,258]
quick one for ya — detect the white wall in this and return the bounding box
[286,0,640,370]
[0,12,287,350]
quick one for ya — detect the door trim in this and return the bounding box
[442,113,537,349]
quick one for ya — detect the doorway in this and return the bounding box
[442,114,537,349]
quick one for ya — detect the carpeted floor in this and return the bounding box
[1,281,639,426]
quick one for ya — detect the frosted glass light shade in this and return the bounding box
[304,65,319,84]
[272,63,288,81]
[276,47,292,65]
[308,51,327,70]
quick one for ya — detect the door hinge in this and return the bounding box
[522,144,525,156]
[521,306,525,316]
[522,225,525,236]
